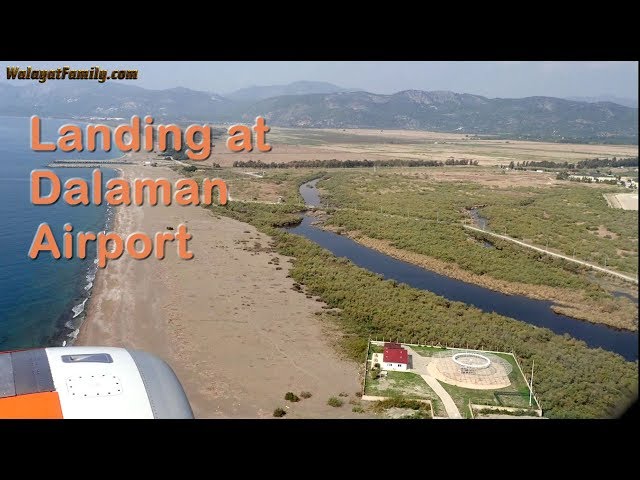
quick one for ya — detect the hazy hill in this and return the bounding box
[0,82,234,121]
[566,95,638,109]
[226,81,351,102]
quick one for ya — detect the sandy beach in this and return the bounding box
[77,161,362,418]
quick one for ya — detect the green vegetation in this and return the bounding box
[473,407,539,417]
[371,398,432,419]
[327,397,344,407]
[300,391,312,399]
[273,407,287,417]
[320,171,637,278]
[479,185,638,274]
[365,371,446,417]
[379,348,535,417]
[408,345,449,356]
[352,405,365,413]
[285,392,300,402]
[440,381,530,419]
[513,156,638,171]
[209,169,638,418]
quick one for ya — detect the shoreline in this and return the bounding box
[48,166,122,348]
[76,158,364,418]
[69,167,123,346]
[318,222,638,332]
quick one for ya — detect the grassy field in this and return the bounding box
[411,347,535,418]
[183,165,638,418]
[364,371,445,416]
[266,128,639,165]
[317,169,638,329]
[191,127,638,168]
[365,345,535,418]
[319,170,638,274]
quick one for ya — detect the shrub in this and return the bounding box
[327,397,343,408]
[300,391,312,399]
[273,408,287,417]
[352,405,365,413]
[285,392,300,402]
[338,392,349,397]
[182,165,197,173]
[372,399,432,419]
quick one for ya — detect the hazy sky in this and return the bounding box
[4,61,638,99]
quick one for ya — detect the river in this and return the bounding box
[288,179,638,361]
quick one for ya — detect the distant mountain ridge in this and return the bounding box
[0,82,636,143]
[226,80,352,102]
[0,82,231,121]
[566,95,637,109]
[240,89,638,142]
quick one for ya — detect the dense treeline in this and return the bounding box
[232,158,478,169]
[212,194,638,418]
[509,156,638,170]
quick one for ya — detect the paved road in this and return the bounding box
[463,224,638,284]
[420,374,462,419]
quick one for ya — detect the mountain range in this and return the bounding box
[0,81,636,143]
[565,95,637,109]
[225,80,352,102]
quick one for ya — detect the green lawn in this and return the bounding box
[411,345,450,356]
[377,344,538,418]
[365,371,446,416]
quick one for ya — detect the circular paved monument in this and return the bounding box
[427,351,512,390]
[452,352,491,371]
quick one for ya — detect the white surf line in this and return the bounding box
[463,224,638,284]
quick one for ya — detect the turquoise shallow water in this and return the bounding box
[0,116,117,350]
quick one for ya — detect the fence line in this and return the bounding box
[369,338,544,414]
[362,336,371,397]
[511,351,542,412]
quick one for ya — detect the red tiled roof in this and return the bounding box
[384,342,402,349]
[383,347,408,364]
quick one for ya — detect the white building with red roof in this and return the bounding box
[378,342,409,371]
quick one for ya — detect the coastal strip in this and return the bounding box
[77,159,362,418]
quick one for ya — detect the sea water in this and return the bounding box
[0,116,118,350]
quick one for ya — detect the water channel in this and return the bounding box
[287,179,638,361]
